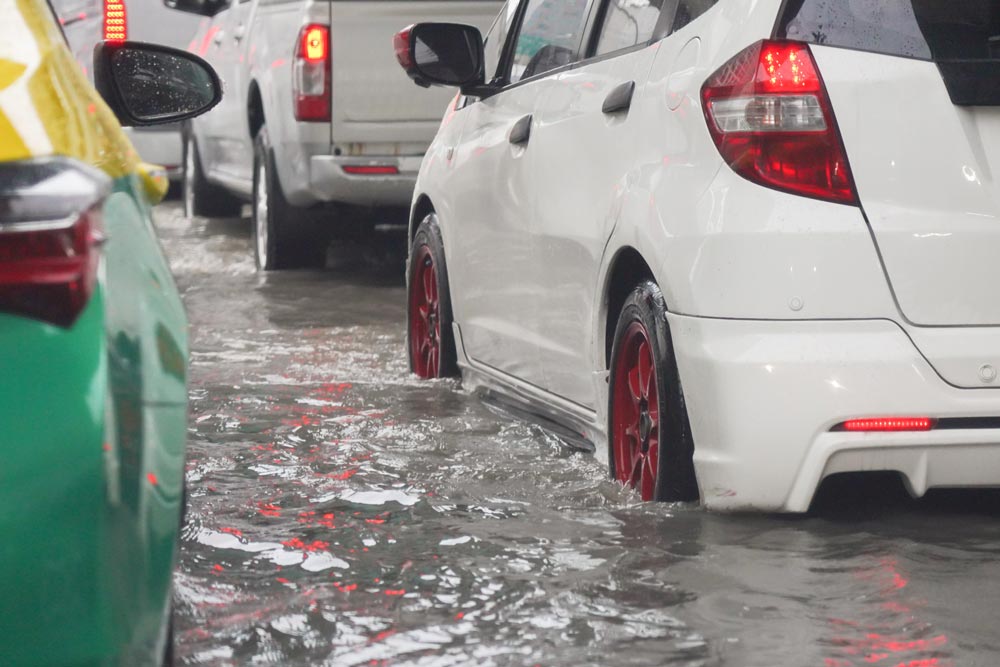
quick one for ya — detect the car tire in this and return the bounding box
[608,281,698,502]
[252,126,326,271]
[182,126,243,219]
[407,214,458,378]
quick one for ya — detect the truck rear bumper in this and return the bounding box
[308,155,421,208]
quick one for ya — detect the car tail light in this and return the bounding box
[103,0,127,41]
[701,40,857,205]
[293,24,330,122]
[840,417,934,432]
[0,158,110,328]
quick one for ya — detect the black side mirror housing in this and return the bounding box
[393,23,493,97]
[162,0,227,17]
[93,41,222,127]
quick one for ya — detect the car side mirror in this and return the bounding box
[93,41,222,127]
[162,0,227,17]
[394,23,492,97]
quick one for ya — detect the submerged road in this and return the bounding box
[156,202,1000,666]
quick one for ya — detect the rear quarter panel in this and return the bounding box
[600,0,892,334]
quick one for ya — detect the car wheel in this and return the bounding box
[407,214,458,378]
[182,126,242,219]
[608,281,698,502]
[252,126,326,271]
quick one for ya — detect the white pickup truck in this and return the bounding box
[165,0,500,270]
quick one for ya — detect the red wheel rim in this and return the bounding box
[611,321,660,501]
[409,244,441,378]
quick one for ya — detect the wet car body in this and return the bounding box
[0,2,216,663]
[402,0,1000,511]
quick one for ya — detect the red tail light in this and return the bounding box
[841,417,934,432]
[701,40,857,205]
[103,0,127,41]
[293,24,330,122]
[0,158,110,328]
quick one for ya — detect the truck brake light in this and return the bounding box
[701,40,857,205]
[293,24,330,122]
[103,0,127,42]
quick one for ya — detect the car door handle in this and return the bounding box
[602,81,635,114]
[234,25,245,42]
[509,114,532,146]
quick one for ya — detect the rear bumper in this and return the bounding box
[308,154,421,208]
[669,314,1000,512]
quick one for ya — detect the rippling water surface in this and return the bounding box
[156,203,1000,667]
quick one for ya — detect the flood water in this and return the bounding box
[156,202,1000,667]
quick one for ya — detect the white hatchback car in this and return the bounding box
[395,0,1000,512]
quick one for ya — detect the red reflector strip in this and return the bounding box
[842,417,934,432]
[343,165,399,176]
[103,0,127,41]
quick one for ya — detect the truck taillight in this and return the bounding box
[293,24,330,122]
[0,158,110,328]
[701,40,857,205]
[103,0,127,41]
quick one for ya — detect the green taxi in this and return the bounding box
[0,1,220,663]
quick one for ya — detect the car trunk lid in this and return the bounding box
[781,0,1000,327]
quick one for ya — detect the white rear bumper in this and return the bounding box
[669,315,1000,512]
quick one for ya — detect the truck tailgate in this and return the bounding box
[329,1,499,147]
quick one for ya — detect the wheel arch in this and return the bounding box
[409,194,436,247]
[247,81,265,140]
[601,246,657,370]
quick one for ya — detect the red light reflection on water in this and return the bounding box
[256,502,281,517]
[281,537,330,552]
[826,558,952,667]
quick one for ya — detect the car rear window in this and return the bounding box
[777,0,1000,61]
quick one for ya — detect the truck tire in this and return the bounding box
[182,126,243,219]
[252,126,327,270]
